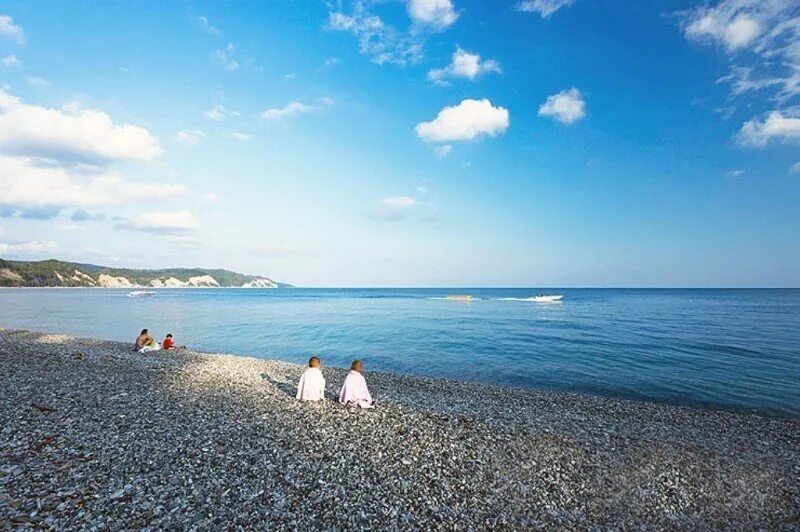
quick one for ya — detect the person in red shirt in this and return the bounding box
[161,333,175,350]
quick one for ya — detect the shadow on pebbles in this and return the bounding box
[0,329,798,529]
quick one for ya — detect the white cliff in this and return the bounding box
[187,275,220,287]
[241,277,278,288]
[72,270,97,286]
[97,274,138,288]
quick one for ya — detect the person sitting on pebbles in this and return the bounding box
[161,333,185,351]
[296,356,326,401]
[339,359,374,408]
[134,328,159,353]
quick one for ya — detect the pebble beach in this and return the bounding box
[1,328,798,530]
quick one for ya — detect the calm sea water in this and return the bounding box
[1,288,798,417]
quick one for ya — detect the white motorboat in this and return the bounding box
[127,290,156,298]
[532,294,563,303]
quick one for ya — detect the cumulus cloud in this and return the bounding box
[725,169,745,177]
[0,90,180,218]
[427,47,501,85]
[538,87,586,124]
[0,239,57,258]
[198,16,220,37]
[681,0,800,103]
[327,7,423,65]
[214,42,239,71]
[517,0,576,18]
[407,0,459,31]
[175,129,206,145]
[0,89,162,163]
[790,161,800,174]
[261,98,331,121]
[203,104,238,121]
[2,54,20,67]
[0,15,24,44]
[737,111,800,146]
[0,155,186,211]
[115,211,197,234]
[416,99,509,142]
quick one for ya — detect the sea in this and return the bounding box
[1,288,798,417]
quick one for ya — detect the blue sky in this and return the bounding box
[0,0,798,287]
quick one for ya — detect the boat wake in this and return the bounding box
[498,295,564,303]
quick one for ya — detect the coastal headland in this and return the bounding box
[1,329,798,529]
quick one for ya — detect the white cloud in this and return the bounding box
[0,155,186,210]
[27,76,49,87]
[0,239,57,258]
[0,90,183,219]
[261,98,331,121]
[198,16,220,37]
[214,42,239,71]
[115,211,197,234]
[407,0,459,31]
[0,15,24,44]
[517,0,576,18]
[427,47,501,85]
[681,0,800,103]
[324,57,340,67]
[175,129,206,145]
[737,111,800,147]
[538,87,586,124]
[203,104,238,121]
[1,54,20,67]
[0,89,162,163]
[416,186,429,194]
[725,169,745,177]
[434,144,452,157]
[684,2,762,51]
[230,132,252,141]
[416,98,509,142]
[328,8,423,65]
[790,161,800,174]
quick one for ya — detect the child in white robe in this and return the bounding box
[338,359,373,408]
[296,356,326,401]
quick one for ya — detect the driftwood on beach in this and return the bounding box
[0,329,798,529]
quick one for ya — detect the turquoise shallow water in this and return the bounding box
[1,288,799,417]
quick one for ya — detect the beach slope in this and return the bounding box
[1,329,798,529]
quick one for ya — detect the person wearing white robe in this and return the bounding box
[296,356,326,401]
[338,359,374,408]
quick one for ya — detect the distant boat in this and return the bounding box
[532,294,563,303]
[127,290,156,298]
[444,294,474,301]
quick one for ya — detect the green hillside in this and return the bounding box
[0,258,292,288]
